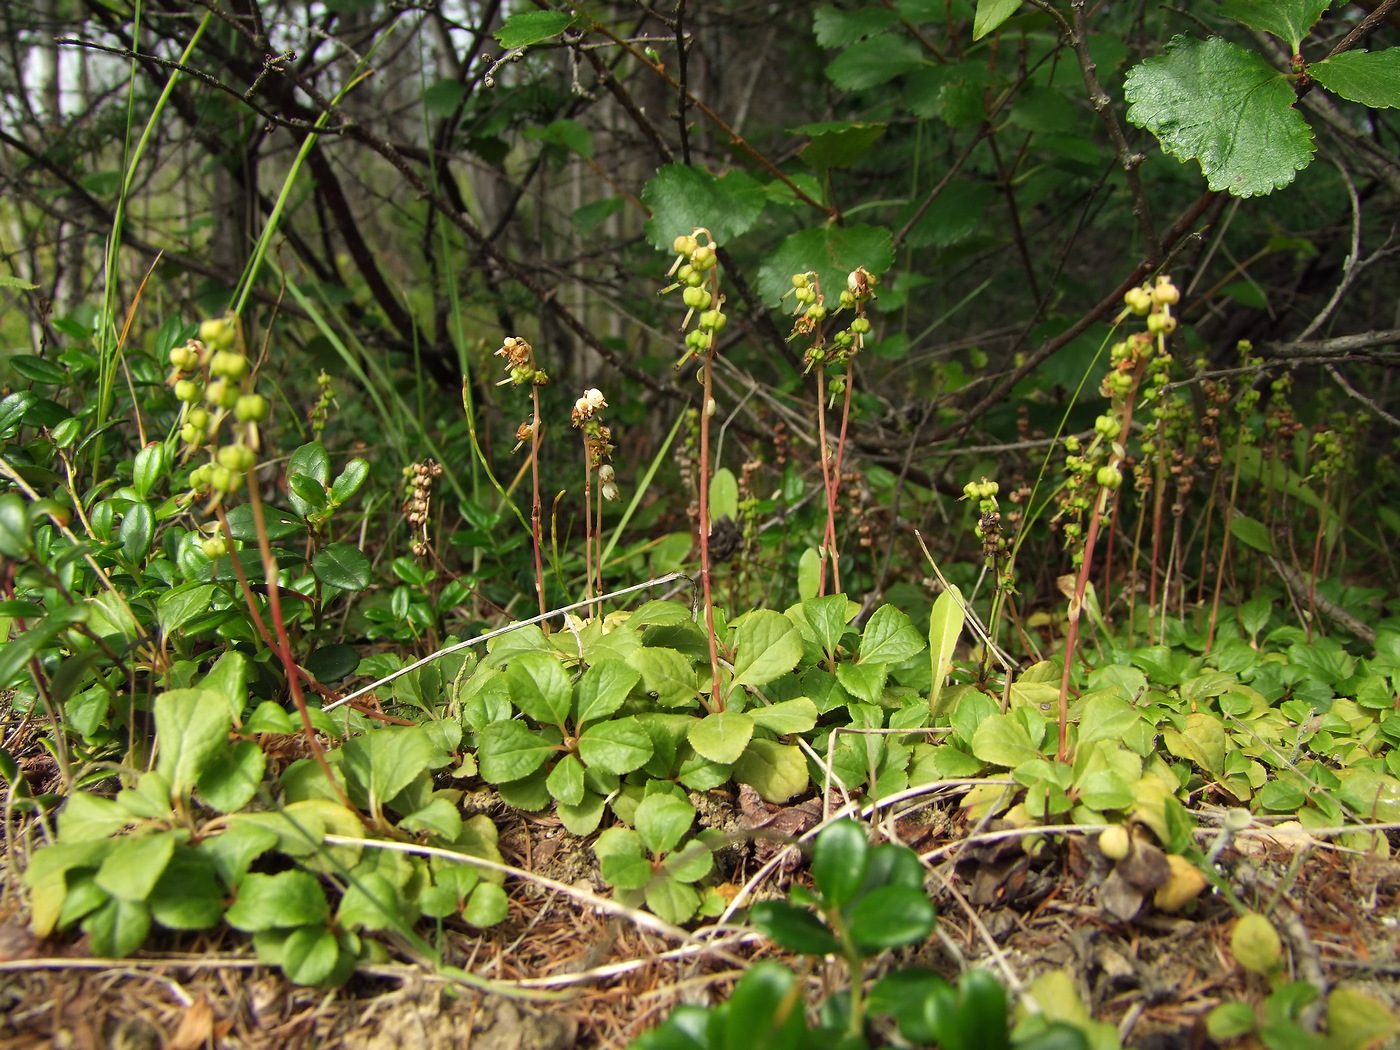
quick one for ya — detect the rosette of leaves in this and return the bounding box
[592,783,718,924]
[23,656,508,986]
[475,649,655,834]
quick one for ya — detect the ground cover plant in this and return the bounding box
[4,1,1400,1047]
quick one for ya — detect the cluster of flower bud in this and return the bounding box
[665,231,726,360]
[495,336,548,386]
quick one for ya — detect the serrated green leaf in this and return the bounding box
[628,647,699,708]
[757,224,894,307]
[970,712,1041,767]
[82,896,151,957]
[688,710,754,765]
[813,5,897,48]
[860,604,925,664]
[197,739,265,813]
[634,792,697,855]
[575,659,641,725]
[226,870,328,931]
[476,721,557,783]
[578,716,654,775]
[1219,0,1330,53]
[493,10,574,49]
[95,830,178,902]
[795,121,887,171]
[506,650,572,726]
[546,753,586,806]
[154,688,232,798]
[1312,48,1400,109]
[641,164,766,251]
[748,697,819,735]
[733,738,809,803]
[149,849,222,930]
[732,610,803,690]
[1230,514,1276,554]
[826,34,924,91]
[1125,35,1315,197]
[974,0,1021,40]
[340,724,437,812]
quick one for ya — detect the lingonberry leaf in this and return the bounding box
[1311,48,1400,109]
[1125,35,1315,197]
[1218,0,1330,54]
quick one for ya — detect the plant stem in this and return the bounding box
[530,386,546,619]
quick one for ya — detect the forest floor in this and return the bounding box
[3,763,1399,1050]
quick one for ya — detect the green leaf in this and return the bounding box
[795,121,887,171]
[1125,35,1315,197]
[860,604,925,664]
[493,10,574,49]
[970,712,1041,767]
[973,0,1021,40]
[0,274,38,291]
[634,792,697,855]
[157,583,218,636]
[281,924,341,985]
[595,828,652,890]
[578,716,654,775]
[150,850,224,930]
[688,711,755,765]
[226,870,329,931]
[337,871,405,931]
[95,830,178,902]
[557,790,606,835]
[463,882,509,926]
[848,884,936,950]
[901,180,994,249]
[288,441,330,487]
[546,753,586,806]
[9,355,67,384]
[646,878,701,925]
[82,896,151,957]
[312,542,371,591]
[1326,986,1400,1050]
[811,818,869,906]
[751,900,840,955]
[1219,0,1330,53]
[837,660,888,702]
[1230,514,1276,555]
[629,647,699,708]
[749,697,819,735]
[799,594,857,658]
[575,659,641,725]
[732,610,803,690]
[1312,48,1400,109]
[154,688,232,798]
[641,165,766,251]
[663,837,714,883]
[757,224,894,307]
[733,738,809,803]
[506,650,573,726]
[826,35,924,91]
[197,740,265,813]
[329,458,369,504]
[813,5,897,48]
[797,548,821,601]
[340,725,437,812]
[709,467,740,523]
[477,721,557,782]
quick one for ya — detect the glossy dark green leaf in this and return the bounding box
[312,542,371,591]
[750,899,840,955]
[10,355,67,384]
[810,818,868,907]
[119,501,154,563]
[329,458,369,504]
[846,884,936,950]
[725,961,807,1050]
[1219,0,1329,53]
[305,643,360,683]
[1312,48,1400,108]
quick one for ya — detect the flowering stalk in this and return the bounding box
[664,230,726,708]
[789,267,877,596]
[1055,275,1179,761]
[572,387,618,615]
[495,336,549,618]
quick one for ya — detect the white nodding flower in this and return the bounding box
[584,388,607,410]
